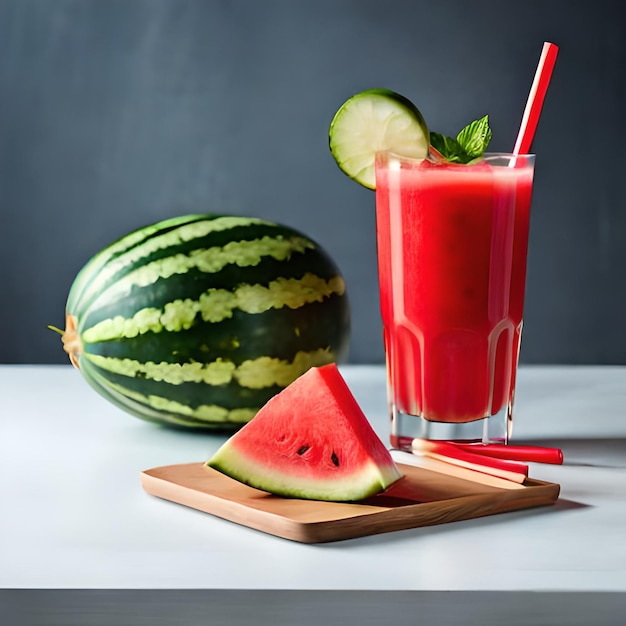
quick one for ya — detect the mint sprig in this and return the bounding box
[430,115,492,164]
[430,133,469,164]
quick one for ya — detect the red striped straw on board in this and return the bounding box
[449,442,564,465]
[513,42,559,155]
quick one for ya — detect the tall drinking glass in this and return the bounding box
[374,152,535,450]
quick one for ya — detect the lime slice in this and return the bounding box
[329,88,430,190]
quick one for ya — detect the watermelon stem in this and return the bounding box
[49,314,83,369]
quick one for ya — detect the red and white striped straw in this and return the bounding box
[412,439,529,484]
[513,42,559,155]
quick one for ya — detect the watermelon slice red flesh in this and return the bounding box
[206,363,402,502]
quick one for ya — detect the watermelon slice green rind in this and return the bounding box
[206,364,402,502]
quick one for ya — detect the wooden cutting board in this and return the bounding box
[140,460,560,543]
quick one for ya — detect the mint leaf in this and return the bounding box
[429,116,492,164]
[429,132,470,163]
[456,115,492,158]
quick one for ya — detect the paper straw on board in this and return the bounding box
[451,442,564,465]
[513,42,559,155]
[411,439,529,483]
[390,450,525,490]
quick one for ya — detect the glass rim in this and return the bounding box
[376,150,536,158]
[375,150,535,168]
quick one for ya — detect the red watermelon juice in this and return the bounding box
[374,152,535,448]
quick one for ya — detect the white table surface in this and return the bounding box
[2,364,626,598]
[0,365,626,591]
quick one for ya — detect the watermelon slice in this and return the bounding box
[206,364,402,501]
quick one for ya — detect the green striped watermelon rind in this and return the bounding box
[63,214,351,429]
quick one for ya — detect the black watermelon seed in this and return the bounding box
[297,445,310,455]
[331,451,340,467]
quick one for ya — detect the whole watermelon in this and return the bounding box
[57,214,350,429]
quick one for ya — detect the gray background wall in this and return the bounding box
[1,0,624,365]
